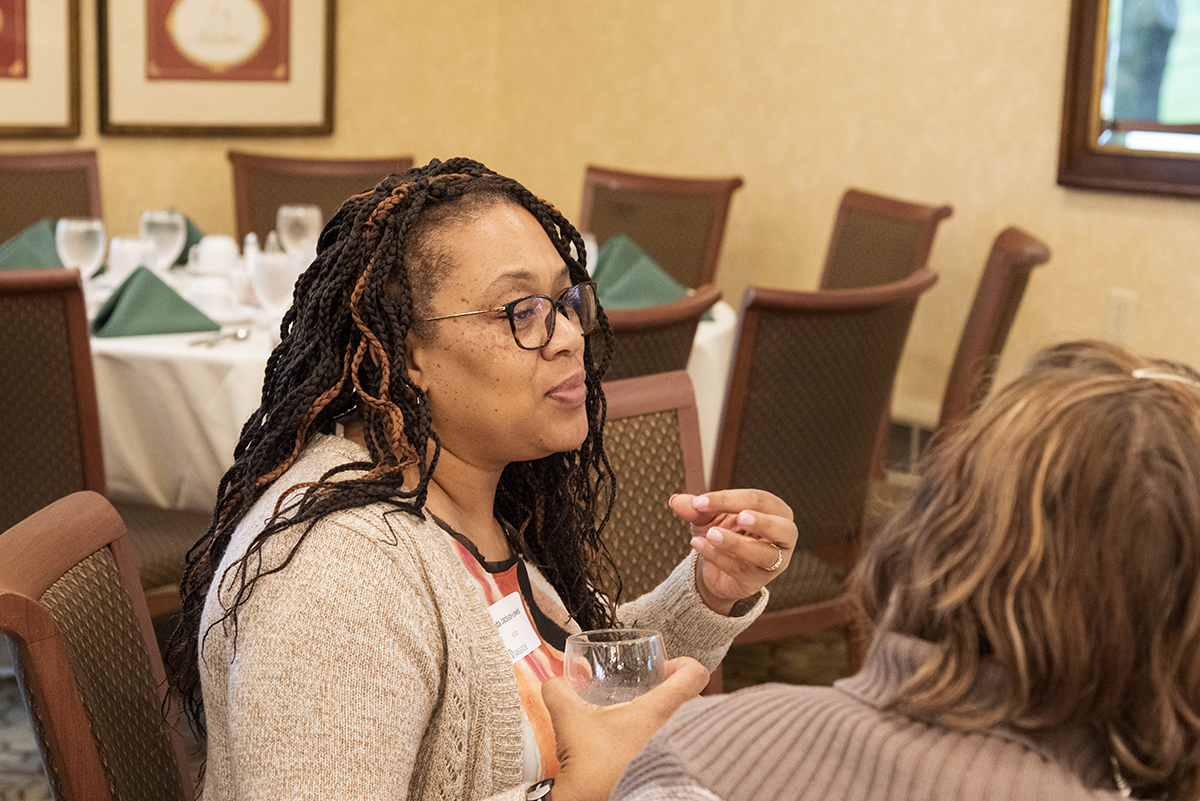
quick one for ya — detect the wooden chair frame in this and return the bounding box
[817,187,952,290]
[603,283,722,334]
[579,165,744,288]
[938,226,1051,430]
[228,150,414,242]
[0,150,103,221]
[0,491,195,801]
[603,369,707,498]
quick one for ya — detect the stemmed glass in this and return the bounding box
[276,204,324,263]
[251,250,304,325]
[139,209,187,273]
[54,218,107,278]
[563,629,667,706]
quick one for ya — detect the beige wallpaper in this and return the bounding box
[4,0,1199,419]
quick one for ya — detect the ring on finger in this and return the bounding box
[764,547,784,572]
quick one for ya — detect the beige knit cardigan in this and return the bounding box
[199,435,765,801]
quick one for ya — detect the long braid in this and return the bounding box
[167,158,619,740]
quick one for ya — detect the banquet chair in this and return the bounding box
[0,150,103,244]
[0,491,195,801]
[600,284,722,381]
[818,188,952,290]
[601,371,705,603]
[817,188,952,478]
[937,226,1051,430]
[228,150,415,242]
[0,268,209,618]
[579,165,744,288]
[707,269,939,692]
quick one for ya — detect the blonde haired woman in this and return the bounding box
[604,340,1200,800]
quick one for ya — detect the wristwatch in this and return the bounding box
[526,778,554,801]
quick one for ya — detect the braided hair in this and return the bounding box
[166,158,619,738]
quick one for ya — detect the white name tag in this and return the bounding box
[488,592,542,664]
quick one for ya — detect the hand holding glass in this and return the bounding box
[55,218,107,278]
[563,629,667,706]
[139,209,187,272]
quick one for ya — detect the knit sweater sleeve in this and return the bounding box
[205,516,449,801]
[615,551,767,672]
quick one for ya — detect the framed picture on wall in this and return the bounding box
[0,0,80,137]
[98,0,335,136]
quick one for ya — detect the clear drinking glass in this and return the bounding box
[563,628,667,706]
[139,208,187,272]
[54,218,107,278]
[251,250,304,318]
[275,204,324,262]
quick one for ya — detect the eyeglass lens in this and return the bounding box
[512,284,597,349]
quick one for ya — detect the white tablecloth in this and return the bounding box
[91,302,738,512]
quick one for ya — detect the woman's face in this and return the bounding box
[405,201,590,472]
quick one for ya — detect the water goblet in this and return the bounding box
[563,628,667,706]
[54,218,107,278]
[275,204,324,263]
[139,208,188,272]
[251,250,304,320]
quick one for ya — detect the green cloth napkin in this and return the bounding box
[591,235,712,320]
[92,266,219,337]
[179,216,204,266]
[0,219,62,270]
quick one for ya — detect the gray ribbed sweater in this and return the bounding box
[613,633,1127,801]
[199,435,766,801]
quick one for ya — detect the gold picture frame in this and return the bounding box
[0,0,81,138]
[98,0,335,136]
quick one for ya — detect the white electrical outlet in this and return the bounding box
[1104,288,1138,346]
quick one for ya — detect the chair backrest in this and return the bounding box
[601,371,706,601]
[712,270,938,611]
[818,188,952,290]
[0,491,194,801]
[228,151,415,242]
[0,269,105,532]
[579,165,744,288]
[0,151,103,244]
[938,226,1051,430]
[600,284,722,382]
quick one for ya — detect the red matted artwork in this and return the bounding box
[146,0,289,81]
[0,0,29,79]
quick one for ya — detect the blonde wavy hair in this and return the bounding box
[857,340,1200,799]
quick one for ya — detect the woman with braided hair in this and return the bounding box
[166,158,798,801]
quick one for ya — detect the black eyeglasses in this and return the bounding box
[417,281,598,350]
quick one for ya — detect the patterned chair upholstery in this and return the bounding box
[600,371,706,603]
[818,188,952,290]
[707,269,939,690]
[0,491,194,801]
[579,166,744,288]
[0,269,208,619]
[228,150,415,242]
[600,284,722,382]
[0,150,103,244]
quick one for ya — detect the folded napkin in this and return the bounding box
[0,219,62,270]
[591,235,712,320]
[180,216,204,266]
[92,266,219,337]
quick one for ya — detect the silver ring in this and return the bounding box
[764,547,784,572]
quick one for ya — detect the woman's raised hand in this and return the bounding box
[542,656,710,801]
[669,489,799,614]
